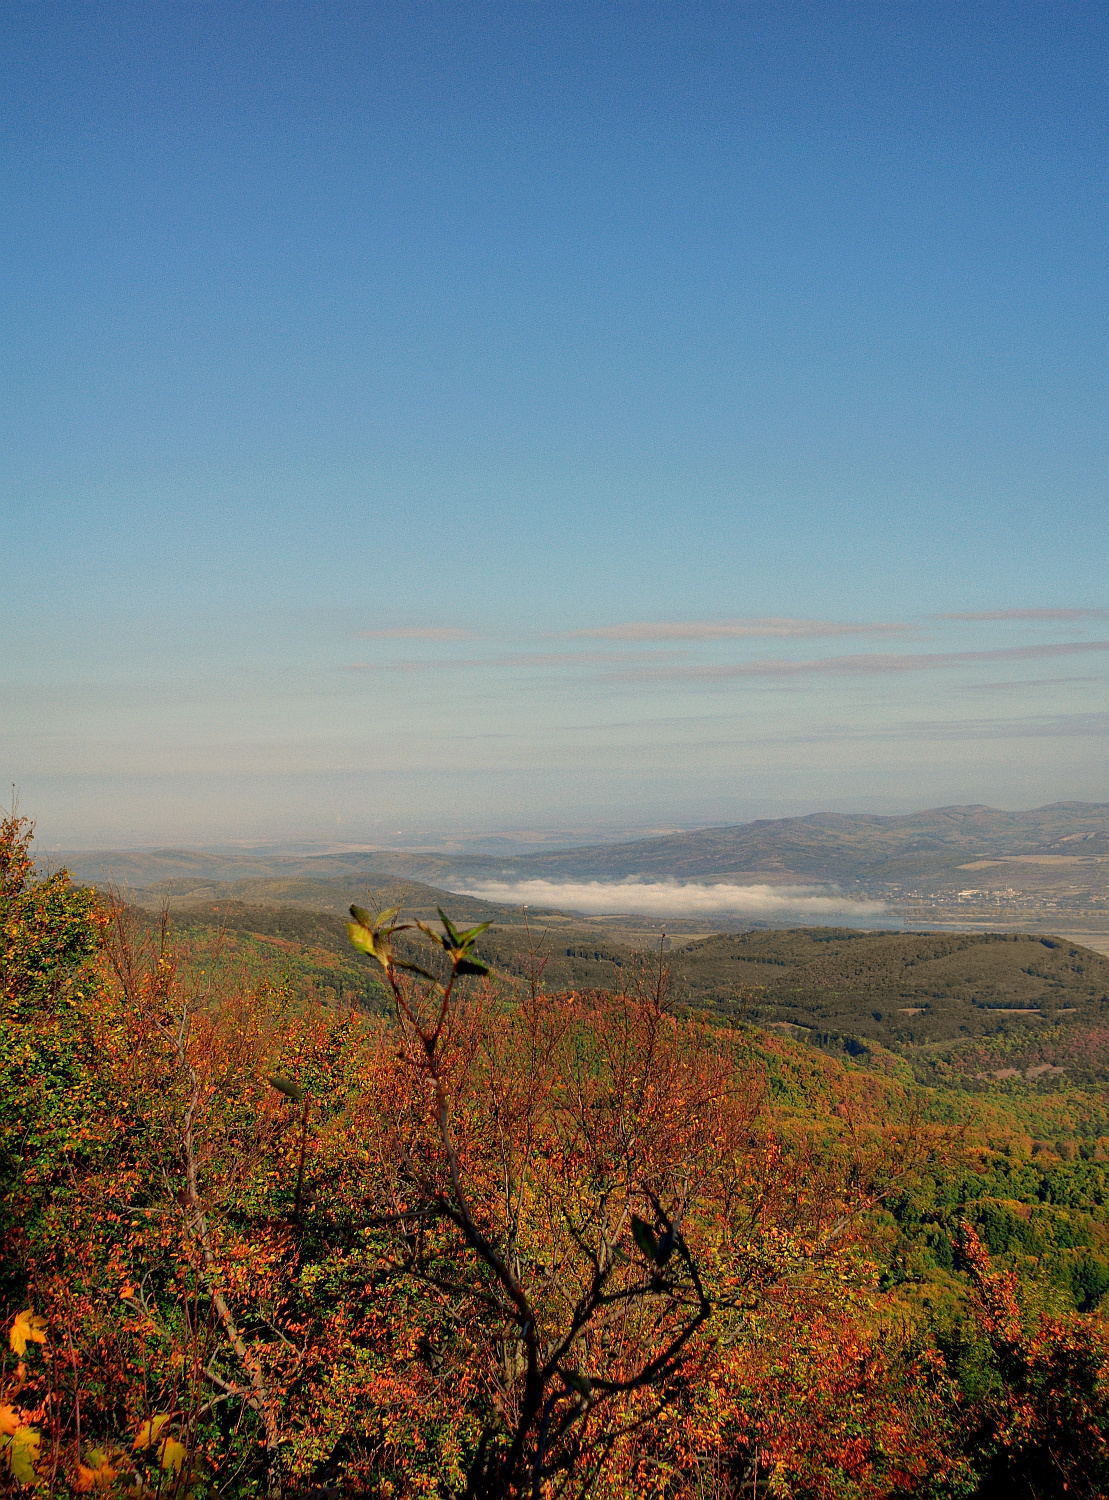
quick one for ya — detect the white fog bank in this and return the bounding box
[457,879,888,921]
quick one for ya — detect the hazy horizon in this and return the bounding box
[30,791,1109,857]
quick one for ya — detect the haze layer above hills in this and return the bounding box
[53,797,1109,1083]
[51,802,1109,888]
[50,802,1109,936]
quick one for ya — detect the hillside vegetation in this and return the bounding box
[157,898,1109,1052]
[49,799,1109,890]
[8,814,1109,1498]
[670,928,1109,1044]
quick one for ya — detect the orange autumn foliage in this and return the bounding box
[1,813,981,1498]
[948,1222,1109,1497]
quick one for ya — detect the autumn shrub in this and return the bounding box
[6,810,1089,1499]
[0,810,109,1273]
[938,1222,1109,1498]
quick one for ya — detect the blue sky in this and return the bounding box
[3,2,1107,847]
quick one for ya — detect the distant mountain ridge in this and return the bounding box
[47,801,1109,893]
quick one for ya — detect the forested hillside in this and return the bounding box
[51,801,1109,889]
[6,814,1109,1497]
[136,898,1109,1052]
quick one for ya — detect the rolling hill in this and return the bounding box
[50,801,1109,894]
[159,892,1109,1064]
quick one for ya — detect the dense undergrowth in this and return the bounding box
[3,813,1109,1497]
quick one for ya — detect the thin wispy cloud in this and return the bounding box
[957,676,1102,693]
[941,609,1109,622]
[570,617,912,642]
[622,640,1109,682]
[791,711,1109,745]
[347,650,680,673]
[347,659,465,674]
[582,708,1109,754]
[356,627,476,641]
[900,711,1109,741]
[458,878,887,920]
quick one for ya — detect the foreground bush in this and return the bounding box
[1,811,1105,1497]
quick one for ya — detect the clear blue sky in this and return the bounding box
[3,2,1107,847]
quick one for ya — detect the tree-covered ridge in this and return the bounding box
[50,801,1109,891]
[3,812,1109,1497]
[137,900,1109,1052]
[672,928,1109,1043]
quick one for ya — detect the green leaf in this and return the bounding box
[414,919,450,950]
[414,910,493,968]
[268,1075,305,1104]
[455,958,490,977]
[631,1215,658,1263]
[4,1424,40,1484]
[393,957,441,982]
[348,919,406,971]
[348,907,411,971]
[456,920,492,943]
[347,921,378,956]
[350,903,400,928]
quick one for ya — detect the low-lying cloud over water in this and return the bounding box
[458,879,888,921]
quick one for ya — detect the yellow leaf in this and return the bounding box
[3,1423,41,1484]
[132,1413,171,1451]
[9,1310,47,1357]
[75,1451,117,1492]
[158,1438,187,1474]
